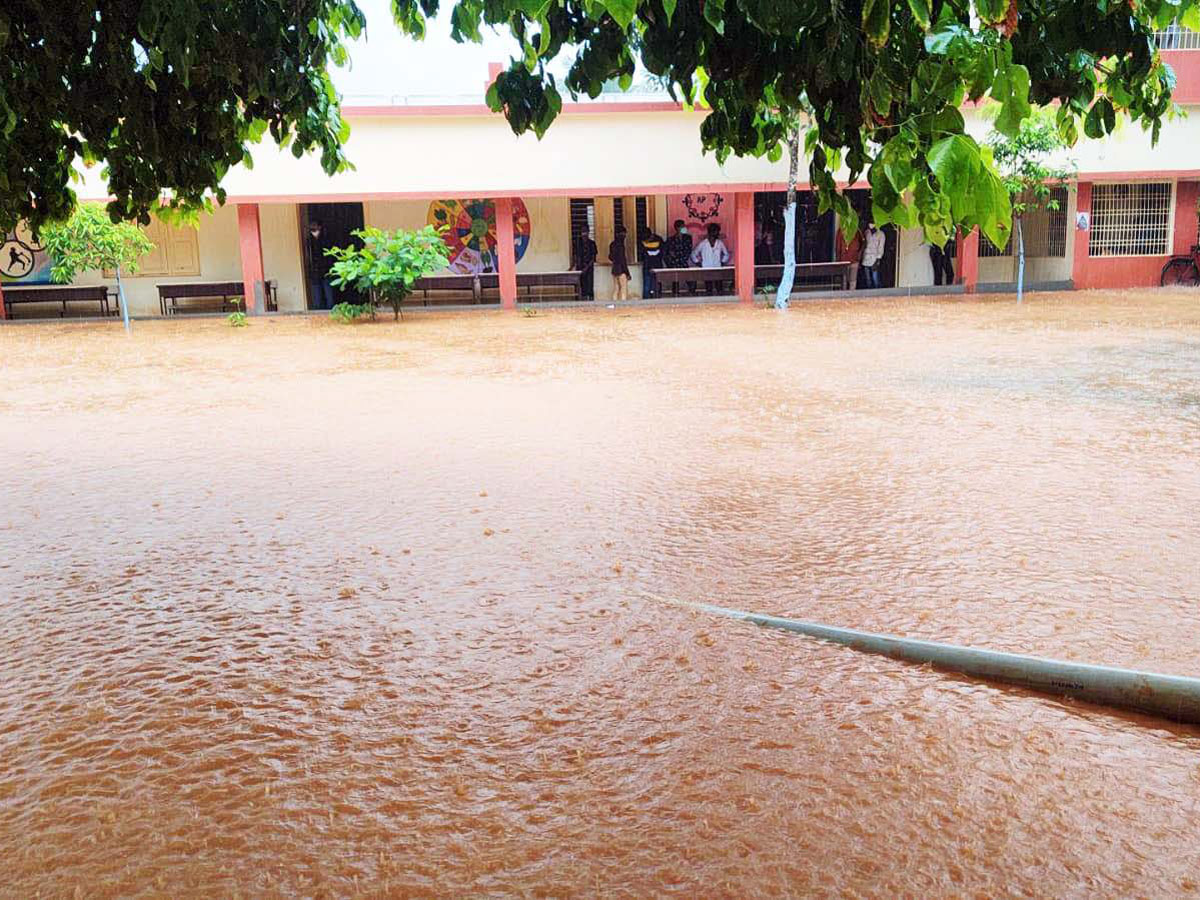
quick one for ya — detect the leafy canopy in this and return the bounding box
[391,0,1190,247]
[0,0,364,235]
[327,226,452,319]
[39,204,155,283]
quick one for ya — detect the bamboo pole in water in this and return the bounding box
[652,596,1200,726]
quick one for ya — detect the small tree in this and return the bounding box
[40,204,155,333]
[988,111,1076,303]
[326,226,451,322]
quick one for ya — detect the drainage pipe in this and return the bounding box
[653,596,1200,726]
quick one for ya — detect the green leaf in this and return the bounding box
[663,0,678,24]
[862,0,891,47]
[703,0,726,33]
[994,63,1031,136]
[906,0,932,30]
[602,0,638,28]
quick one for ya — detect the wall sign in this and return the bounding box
[1075,212,1090,231]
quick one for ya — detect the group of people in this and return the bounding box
[573,219,731,301]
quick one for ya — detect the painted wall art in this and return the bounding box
[427,199,531,274]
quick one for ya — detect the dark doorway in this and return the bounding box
[754,191,836,264]
[845,189,898,289]
[299,202,365,309]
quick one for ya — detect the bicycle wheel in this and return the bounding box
[1160,257,1199,287]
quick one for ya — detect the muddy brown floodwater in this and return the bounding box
[2,291,1200,898]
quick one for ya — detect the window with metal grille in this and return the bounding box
[1155,22,1200,49]
[980,187,1069,258]
[1089,182,1173,257]
[569,198,595,267]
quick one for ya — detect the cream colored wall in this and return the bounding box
[71,105,1200,206]
[260,204,305,312]
[67,203,308,316]
[74,111,791,201]
[71,204,243,316]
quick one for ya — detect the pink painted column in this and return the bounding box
[0,281,7,320]
[494,197,518,309]
[1071,181,1092,289]
[734,192,755,304]
[956,227,979,293]
[237,204,266,313]
[1173,181,1200,255]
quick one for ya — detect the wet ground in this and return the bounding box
[2,290,1199,898]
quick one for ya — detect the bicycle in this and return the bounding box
[1160,243,1200,286]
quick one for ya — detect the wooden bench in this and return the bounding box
[410,270,581,305]
[755,261,852,291]
[517,271,581,301]
[157,281,278,315]
[653,266,735,295]
[2,285,116,318]
[411,274,482,305]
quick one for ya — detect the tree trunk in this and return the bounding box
[774,125,801,309]
[1015,215,1025,304]
[116,266,131,334]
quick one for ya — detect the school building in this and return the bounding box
[4,41,1200,319]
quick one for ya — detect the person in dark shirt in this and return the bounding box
[306,220,335,310]
[609,225,630,301]
[662,219,694,295]
[574,228,598,300]
[639,228,664,298]
[755,229,781,265]
[930,235,956,286]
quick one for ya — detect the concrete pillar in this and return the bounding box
[1071,181,1092,288]
[734,192,755,304]
[495,197,518,310]
[956,227,980,293]
[1173,180,1199,255]
[237,204,266,314]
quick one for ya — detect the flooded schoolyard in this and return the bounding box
[2,291,1199,897]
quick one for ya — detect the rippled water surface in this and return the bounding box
[3,292,1200,898]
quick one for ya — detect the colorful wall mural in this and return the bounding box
[427,199,530,274]
[1,223,53,284]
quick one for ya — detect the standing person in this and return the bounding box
[663,219,694,296]
[755,228,780,265]
[839,226,865,290]
[639,227,664,299]
[609,225,630,301]
[574,228,598,300]
[690,222,731,294]
[306,219,335,310]
[861,223,886,290]
[929,234,956,286]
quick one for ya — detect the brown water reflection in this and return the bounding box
[2,292,1200,897]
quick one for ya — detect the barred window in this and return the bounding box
[1155,22,1200,49]
[980,187,1069,258]
[569,198,595,267]
[1089,182,1173,257]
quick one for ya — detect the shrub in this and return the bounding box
[327,225,451,321]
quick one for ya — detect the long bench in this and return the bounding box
[653,266,735,294]
[2,285,116,318]
[755,261,852,291]
[157,281,278,315]
[411,271,583,305]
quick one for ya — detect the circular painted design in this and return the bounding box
[427,199,531,274]
[1,240,35,278]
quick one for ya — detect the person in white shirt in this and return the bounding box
[690,223,731,294]
[861,224,886,289]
